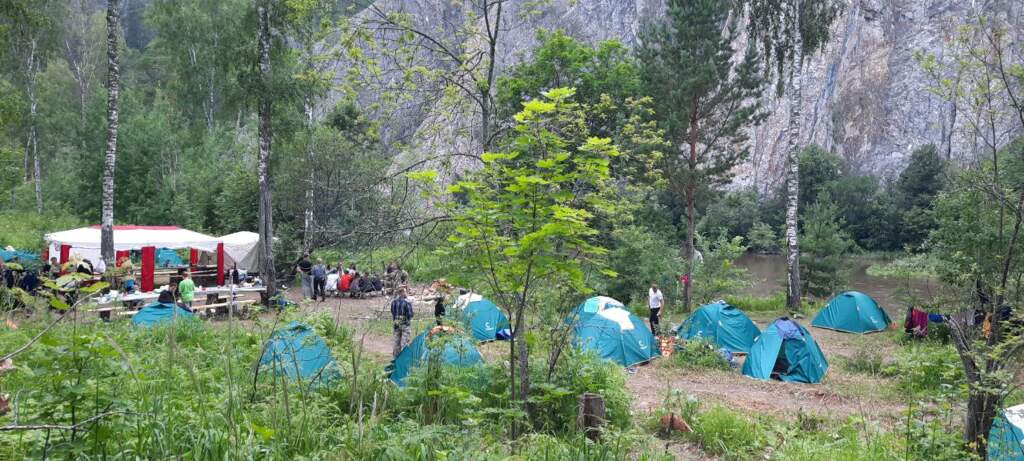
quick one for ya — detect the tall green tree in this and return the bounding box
[896,144,946,249]
[0,0,65,214]
[638,0,765,311]
[799,194,855,298]
[145,0,249,132]
[920,16,1024,457]
[424,88,618,435]
[741,0,843,311]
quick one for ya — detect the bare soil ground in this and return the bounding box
[273,288,909,431]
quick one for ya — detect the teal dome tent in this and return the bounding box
[742,318,828,384]
[132,302,196,327]
[678,301,761,354]
[569,296,626,325]
[573,306,660,367]
[812,291,892,334]
[388,328,483,387]
[989,404,1024,460]
[258,322,341,387]
[455,294,510,342]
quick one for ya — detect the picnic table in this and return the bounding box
[91,285,267,321]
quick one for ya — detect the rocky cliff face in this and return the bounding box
[354,0,1022,191]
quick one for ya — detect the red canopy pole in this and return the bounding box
[115,250,129,266]
[216,243,225,286]
[59,245,71,264]
[141,246,155,292]
[189,248,199,266]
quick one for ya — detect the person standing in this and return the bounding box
[295,254,313,299]
[390,288,414,357]
[648,283,664,335]
[312,258,327,302]
[178,272,196,308]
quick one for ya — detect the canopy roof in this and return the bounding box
[45,225,221,252]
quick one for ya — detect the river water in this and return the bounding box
[734,253,938,316]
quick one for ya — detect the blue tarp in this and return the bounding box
[132,302,196,327]
[258,322,341,387]
[156,248,184,267]
[0,250,38,263]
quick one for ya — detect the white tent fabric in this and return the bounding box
[46,226,221,262]
[219,231,260,271]
[597,307,635,331]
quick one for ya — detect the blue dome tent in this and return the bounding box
[990,404,1024,460]
[455,294,510,342]
[569,296,626,325]
[812,291,892,334]
[742,318,828,384]
[678,301,761,354]
[573,305,660,367]
[132,302,196,327]
[388,328,483,387]
[258,322,341,387]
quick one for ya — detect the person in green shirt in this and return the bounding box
[178,272,196,307]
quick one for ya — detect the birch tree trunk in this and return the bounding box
[784,45,804,312]
[101,0,120,266]
[25,38,43,214]
[256,0,277,303]
[302,99,314,252]
[683,100,700,313]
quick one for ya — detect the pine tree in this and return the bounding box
[639,0,766,311]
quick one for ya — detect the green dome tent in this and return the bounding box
[742,318,828,384]
[568,296,626,325]
[388,328,483,387]
[812,291,892,334]
[258,322,341,387]
[573,306,660,367]
[678,301,761,354]
[455,294,510,342]
[989,404,1024,460]
[131,302,196,327]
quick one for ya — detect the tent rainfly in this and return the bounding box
[45,225,225,292]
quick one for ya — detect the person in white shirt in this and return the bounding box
[648,283,664,335]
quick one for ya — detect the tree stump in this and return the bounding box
[577,393,606,441]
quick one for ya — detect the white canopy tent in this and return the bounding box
[220,231,261,272]
[45,225,225,291]
[46,225,221,261]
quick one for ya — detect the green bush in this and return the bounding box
[663,340,732,371]
[725,292,787,312]
[866,253,937,279]
[882,343,963,397]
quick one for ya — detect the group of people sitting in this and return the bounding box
[295,254,404,301]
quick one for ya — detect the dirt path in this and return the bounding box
[276,288,907,425]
